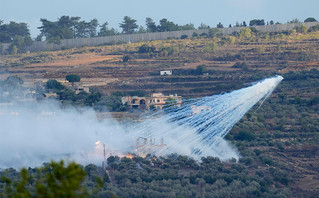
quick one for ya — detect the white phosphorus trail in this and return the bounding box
[0,75,283,168]
[129,75,284,160]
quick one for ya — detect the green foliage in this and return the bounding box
[208,28,222,37]
[157,18,178,32]
[9,45,18,55]
[0,161,87,198]
[294,24,308,33]
[138,44,156,53]
[179,23,195,31]
[98,22,116,36]
[66,74,81,83]
[119,16,138,34]
[180,34,188,39]
[289,18,300,23]
[249,19,265,26]
[0,21,30,43]
[45,79,65,90]
[38,16,101,42]
[122,55,132,62]
[217,22,224,28]
[232,62,248,70]
[196,65,207,74]
[145,17,157,32]
[8,35,33,54]
[304,17,317,22]
[36,161,87,197]
[240,28,252,40]
[192,32,198,37]
[234,131,256,141]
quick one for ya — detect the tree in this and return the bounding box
[66,74,81,83]
[304,17,317,22]
[119,16,138,34]
[217,22,224,28]
[240,28,252,39]
[198,23,210,29]
[234,131,255,141]
[87,19,99,37]
[179,23,195,30]
[8,35,33,53]
[157,18,178,32]
[0,21,31,43]
[1,160,87,198]
[45,79,64,90]
[195,65,207,75]
[98,22,116,36]
[289,18,300,23]
[145,17,157,32]
[249,19,265,26]
[1,75,24,92]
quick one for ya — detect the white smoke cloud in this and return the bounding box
[0,76,283,169]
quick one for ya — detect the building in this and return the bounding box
[160,70,172,76]
[122,93,182,109]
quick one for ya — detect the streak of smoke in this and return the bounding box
[0,76,283,169]
[129,75,283,160]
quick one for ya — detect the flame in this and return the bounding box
[95,141,101,145]
[125,154,134,159]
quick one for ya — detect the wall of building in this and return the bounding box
[1,22,318,54]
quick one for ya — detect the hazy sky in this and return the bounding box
[1,0,318,38]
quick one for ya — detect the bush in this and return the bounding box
[66,74,81,83]
[234,131,256,141]
[122,55,132,62]
[138,44,156,53]
[180,35,188,39]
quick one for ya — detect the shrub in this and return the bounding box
[122,55,132,62]
[138,44,156,53]
[234,131,256,141]
[66,74,81,83]
[180,35,188,39]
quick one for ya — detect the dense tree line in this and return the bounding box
[37,16,117,44]
[0,20,33,53]
[1,16,316,45]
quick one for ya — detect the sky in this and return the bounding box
[1,0,318,38]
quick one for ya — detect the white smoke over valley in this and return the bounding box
[0,76,283,169]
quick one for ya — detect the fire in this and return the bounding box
[125,154,134,159]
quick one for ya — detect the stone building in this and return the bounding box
[122,93,182,109]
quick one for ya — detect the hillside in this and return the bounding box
[1,27,318,97]
[0,26,319,197]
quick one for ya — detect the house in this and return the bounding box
[160,70,172,76]
[122,93,182,109]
